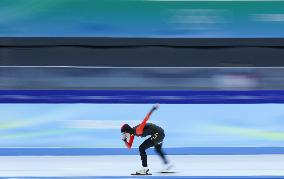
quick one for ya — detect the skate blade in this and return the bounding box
[159,171,176,174]
[131,173,152,175]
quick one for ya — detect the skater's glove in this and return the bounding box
[121,133,127,141]
[153,104,159,111]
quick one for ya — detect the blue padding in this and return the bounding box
[0,147,283,156]
[1,90,284,104]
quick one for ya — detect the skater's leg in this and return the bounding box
[154,143,168,164]
[139,138,155,167]
[151,132,168,164]
[151,132,173,172]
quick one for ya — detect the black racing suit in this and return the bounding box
[133,123,168,167]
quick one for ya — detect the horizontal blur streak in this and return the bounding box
[65,120,141,129]
[0,1,284,37]
[0,67,284,90]
[168,9,228,30]
[211,126,284,141]
[252,14,284,22]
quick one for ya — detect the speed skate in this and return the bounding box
[131,172,152,175]
[131,167,152,175]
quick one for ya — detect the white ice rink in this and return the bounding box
[0,155,283,177]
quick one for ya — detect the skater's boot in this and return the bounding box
[160,163,173,173]
[135,167,149,175]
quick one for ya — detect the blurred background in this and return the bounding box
[0,67,284,150]
[0,103,284,148]
[0,67,282,90]
[0,0,284,153]
[0,0,284,37]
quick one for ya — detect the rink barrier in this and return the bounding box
[1,90,284,104]
[0,147,283,156]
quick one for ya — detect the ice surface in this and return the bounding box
[0,155,283,177]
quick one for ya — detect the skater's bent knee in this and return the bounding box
[139,145,144,151]
[139,145,146,154]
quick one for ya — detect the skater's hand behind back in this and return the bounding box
[136,104,159,135]
[153,103,160,111]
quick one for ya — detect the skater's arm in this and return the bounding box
[124,135,134,149]
[136,104,159,135]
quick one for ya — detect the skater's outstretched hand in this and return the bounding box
[136,104,159,135]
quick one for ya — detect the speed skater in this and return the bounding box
[120,104,172,175]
